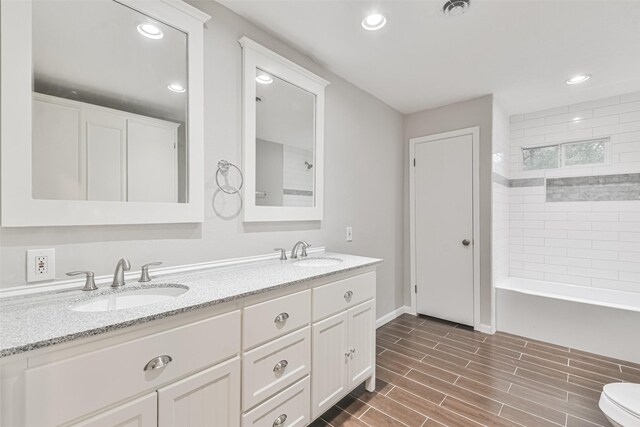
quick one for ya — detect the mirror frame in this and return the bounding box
[240,37,329,222]
[0,0,210,227]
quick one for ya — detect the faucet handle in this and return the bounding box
[139,262,162,282]
[301,243,311,257]
[274,248,287,261]
[66,271,98,291]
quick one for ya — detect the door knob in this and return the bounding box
[462,239,471,246]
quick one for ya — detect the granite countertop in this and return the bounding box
[0,251,381,358]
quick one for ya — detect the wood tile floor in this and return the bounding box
[312,313,640,427]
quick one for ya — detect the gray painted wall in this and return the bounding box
[0,1,406,320]
[404,95,494,326]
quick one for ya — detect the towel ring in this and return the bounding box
[215,160,244,195]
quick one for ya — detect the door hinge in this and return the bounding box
[413,158,416,167]
[414,285,417,293]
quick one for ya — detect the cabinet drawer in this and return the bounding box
[242,327,310,410]
[312,272,375,321]
[242,376,310,427]
[25,310,241,427]
[243,290,310,350]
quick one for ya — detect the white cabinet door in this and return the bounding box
[71,393,157,427]
[84,109,127,201]
[127,119,178,203]
[32,97,83,200]
[347,300,375,389]
[311,311,348,419]
[158,357,240,427]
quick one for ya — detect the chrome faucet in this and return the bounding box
[291,241,310,259]
[112,258,131,287]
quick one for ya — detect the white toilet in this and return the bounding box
[599,383,640,427]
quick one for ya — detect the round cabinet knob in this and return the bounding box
[344,290,354,300]
[462,239,471,246]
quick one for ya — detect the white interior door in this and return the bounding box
[32,98,84,200]
[127,119,178,203]
[414,133,474,326]
[85,110,127,201]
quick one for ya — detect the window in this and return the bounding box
[563,140,606,166]
[523,145,559,170]
[522,138,608,171]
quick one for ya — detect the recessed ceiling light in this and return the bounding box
[566,74,591,85]
[167,83,186,93]
[137,23,163,40]
[362,13,387,31]
[256,74,273,85]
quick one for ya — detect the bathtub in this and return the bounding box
[496,277,640,363]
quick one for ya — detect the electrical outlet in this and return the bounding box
[36,256,48,275]
[26,248,55,282]
[346,226,353,242]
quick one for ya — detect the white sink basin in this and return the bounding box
[294,257,343,267]
[70,285,188,312]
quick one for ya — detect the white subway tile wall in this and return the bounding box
[493,104,511,287]
[508,92,640,292]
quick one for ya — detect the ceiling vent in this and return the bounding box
[441,0,471,16]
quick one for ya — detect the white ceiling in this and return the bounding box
[220,0,640,115]
[34,0,188,122]
[257,71,315,149]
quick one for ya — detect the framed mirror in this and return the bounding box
[0,0,210,226]
[240,37,329,222]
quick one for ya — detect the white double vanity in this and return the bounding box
[0,253,380,426]
[0,0,379,425]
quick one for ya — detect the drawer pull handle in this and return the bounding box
[274,312,290,323]
[273,414,287,426]
[144,355,172,371]
[273,359,289,372]
[344,290,353,299]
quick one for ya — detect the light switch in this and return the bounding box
[346,226,353,242]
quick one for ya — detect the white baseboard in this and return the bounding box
[376,305,411,328]
[476,323,496,335]
[376,306,495,334]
